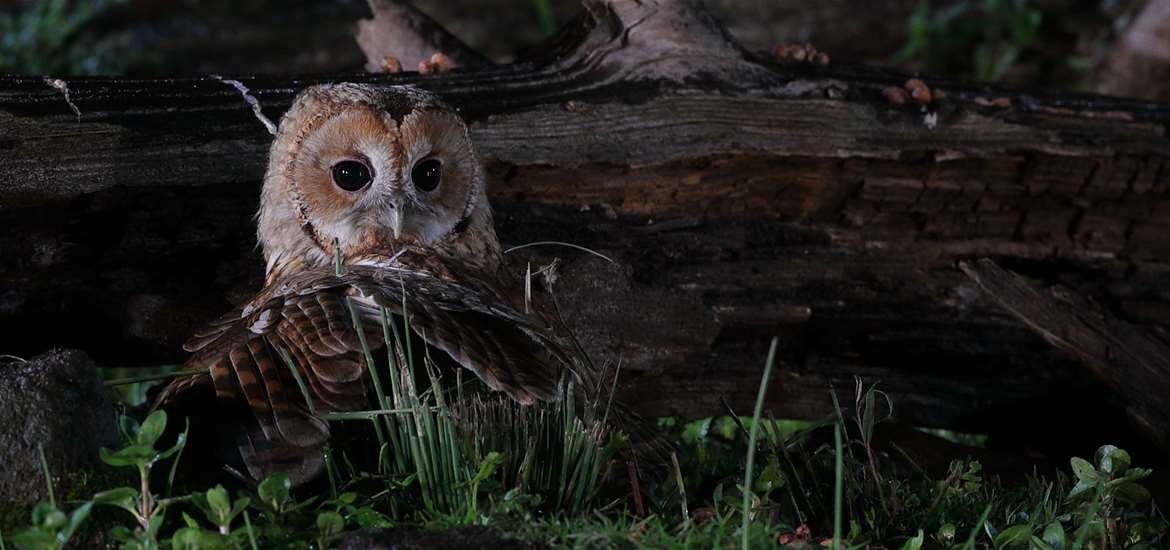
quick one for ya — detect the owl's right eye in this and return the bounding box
[331,160,372,192]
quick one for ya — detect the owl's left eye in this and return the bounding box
[331,160,372,192]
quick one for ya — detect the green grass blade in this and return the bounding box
[277,348,315,415]
[741,337,777,550]
[961,504,992,550]
[345,297,394,472]
[833,423,844,550]
[102,368,195,387]
[379,306,408,472]
[671,452,688,523]
[165,418,189,497]
[323,445,339,498]
[243,510,259,550]
[321,409,418,421]
[37,442,55,507]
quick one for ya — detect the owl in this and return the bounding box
[153,83,573,483]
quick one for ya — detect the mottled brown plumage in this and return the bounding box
[153,84,571,483]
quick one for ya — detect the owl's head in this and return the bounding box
[258,83,496,280]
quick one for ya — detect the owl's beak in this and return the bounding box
[388,199,405,239]
[390,210,404,239]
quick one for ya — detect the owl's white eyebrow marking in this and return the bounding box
[42,77,81,122]
[211,75,278,136]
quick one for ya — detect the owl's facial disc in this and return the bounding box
[384,106,481,247]
[269,87,483,271]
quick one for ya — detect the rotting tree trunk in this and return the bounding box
[3,0,1170,445]
[961,259,1170,453]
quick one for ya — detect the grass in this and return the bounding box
[11,390,1169,548]
[10,278,1169,548]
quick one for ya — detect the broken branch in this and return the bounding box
[356,0,490,72]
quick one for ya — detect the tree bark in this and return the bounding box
[961,258,1170,452]
[3,0,1170,441]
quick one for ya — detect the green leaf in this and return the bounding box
[8,529,56,550]
[900,529,924,550]
[290,495,319,513]
[994,524,1032,547]
[146,511,166,537]
[30,503,65,531]
[99,445,156,468]
[1097,445,1130,475]
[754,455,786,493]
[62,502,93,542]
[1067,479,1094,501]
[230,498,251,520]
[938,523,956,542]
[1029,536,1056,550]
[118,415,141,442]
[257,472,291,510]
[181,512,200,529]
[469,452,504,486]
[93,487,139,516]
[171,526,229,550]
[206,486,230,520]
[157,432,186,461]
[1040,521,1065,550]
[1118,467,1153,483]
[1113,482,1152,505]
[1069,457,1097,482]
[347,507,393,529]
[316,511,344,536]
[137,410,167,448]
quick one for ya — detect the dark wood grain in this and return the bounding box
[3,0,1170,441]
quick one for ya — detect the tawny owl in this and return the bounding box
[153,83,573,483]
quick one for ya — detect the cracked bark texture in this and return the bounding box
[3,0,1170,449]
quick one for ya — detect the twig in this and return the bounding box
[504,241,616,264]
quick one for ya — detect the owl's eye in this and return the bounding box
[331,160,372,192]
[411,159,442,192]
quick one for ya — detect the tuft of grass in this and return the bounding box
[318,281,625,524]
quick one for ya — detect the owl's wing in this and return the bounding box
[340,264,570,403]
[152,264,569,483]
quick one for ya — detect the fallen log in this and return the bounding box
[962,258,1170,452]
[3,0,1170,439]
